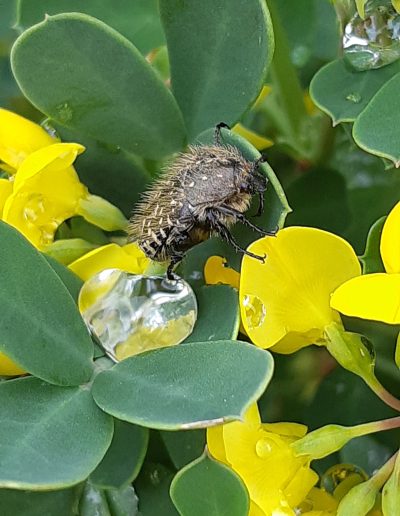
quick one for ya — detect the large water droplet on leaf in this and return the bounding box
[79,269,197,362]
[343,1,400,70]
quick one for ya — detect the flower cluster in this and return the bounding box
[0,109,148,375]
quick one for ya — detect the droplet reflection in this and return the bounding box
[79,269,197,362]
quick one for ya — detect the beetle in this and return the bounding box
[128,123,276,279]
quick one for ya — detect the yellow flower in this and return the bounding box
[69,243,149,282]
[0,110,127,249]
[0,108,56,172]
[331,202,400,324]
[207,404,318,516]
[240,227,361,353]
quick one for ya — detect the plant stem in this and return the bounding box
[265,0,307,142]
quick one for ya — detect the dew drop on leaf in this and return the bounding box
[343,1,400,70]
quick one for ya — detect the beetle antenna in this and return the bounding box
[214,122,230,145]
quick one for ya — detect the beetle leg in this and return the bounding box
[206,210,266,262]
[214,122,230,146]
[253,191,264,217]
[217,205,277,236]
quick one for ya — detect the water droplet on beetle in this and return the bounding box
[346,92,362,103]
[242,294,266,329]
[343,2,400,70]
[79,269,197,362]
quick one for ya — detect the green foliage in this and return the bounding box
[159,0,274,139]
[0,377,113,489]
[0,221,94,385]
[170,452,249,516]
[11,13,186,159]
[92,341,274,429]
[2,0,400,513]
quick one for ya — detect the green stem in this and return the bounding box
[324,322,400,413]
[266,0,307,140]
[351,415,400,437]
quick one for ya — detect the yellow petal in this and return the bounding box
[207,426,228,464]
[233,124,273,151]
[0,109,56,170]
[204,256,240,289]
[0,352,26,376]
[0,178,13,217]
[393,0,400,14]
[284,464,318,508]
[249,501,266,516]
[262,422,308,439]
[14,143,85,192]
[240,227,361,352]
[2,191,74,248]
[380,201,400,273]
[331,273,400,324]
[69,243,149,282]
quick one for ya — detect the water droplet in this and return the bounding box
[79,269,198,362]
[346,92,362,103]
[255,438,273,458]
[343,2,400,70]
[242,294,266,329]
[55,102,73,123]
[321,463,368,494]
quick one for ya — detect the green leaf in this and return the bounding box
[43,253,83,302]
[184,285,239,343]
[92,341,274,430]
[79,484,139,516]
[0,485,83,516]
[359,217,386,274]
[58,126,150,218]
[310,59,400,125]
[16,0,164,54]
[11,13,186,159]
[159,0,274,139]
[160,430,206,470]
[353,72,400,166]
[286,168,351,235]
[170,452,249,516]
[90,419,149,489]
[0,376,113,489]
[0,221,93,386]
[382,452,400,516]
[105,485,139,516]
[135,463,178,516]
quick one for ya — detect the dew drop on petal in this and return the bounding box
[242,294,266,329]
[79,269,197,362]
[255,438,273,458]
[343,2,400,70]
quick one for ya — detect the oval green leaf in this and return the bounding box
[92,340,274,430]
[90,419,149,489]
[170,452,249,516]
[79,484,139,516]
[310,59,400,125]
[160,430,206,470]
[0,485,83,516]
[0,221,93,386]
[0,376,113,489]
[159,0,274,139]
[17,0,164,54]
[184,285,239,343]
[353,72,400,166]
[11,13,186,159]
